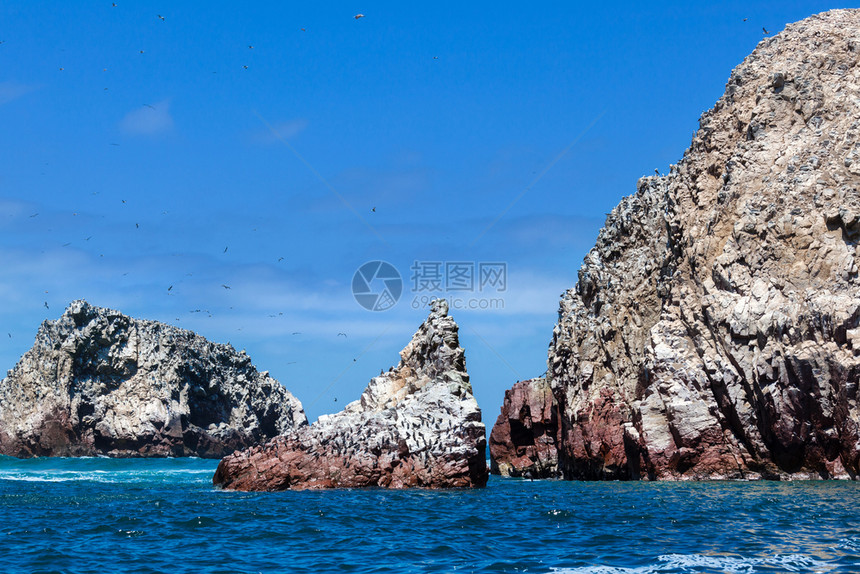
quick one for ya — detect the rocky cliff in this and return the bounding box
[0,300,307,457]
[213,299,488,490]
[497,9,860,480]
[489,377,561,478]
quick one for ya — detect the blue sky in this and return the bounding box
[0,1,847,423]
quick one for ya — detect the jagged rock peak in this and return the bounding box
[541,9,860,480]
[213,299,489,490]
[0,300,307,458]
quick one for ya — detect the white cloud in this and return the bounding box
[0,81,38,105]
[248,118,309,144]
[119,100,174,135]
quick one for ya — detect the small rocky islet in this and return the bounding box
[0,299,306,458]
[3,10,860,488]
[213,298,488,490]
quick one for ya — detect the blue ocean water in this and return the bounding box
[1,457,859,573]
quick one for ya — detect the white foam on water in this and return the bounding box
[549,552,834,574]
[0,467,214,483]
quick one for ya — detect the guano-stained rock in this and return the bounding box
[545,9,860,480]
[213,299,488,490]
[0,300,307,458]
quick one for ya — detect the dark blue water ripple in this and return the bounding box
[2,456,860,573]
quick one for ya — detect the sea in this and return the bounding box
[1,457,859,573]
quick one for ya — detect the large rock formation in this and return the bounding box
[213,299,488,490]
[489,377,561,478]
[0,300,307,457]
[526,9,860,480]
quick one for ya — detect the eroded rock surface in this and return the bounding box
[0,300,307,457]
[546,10,860,480]
[489,377,561,478]
[213,299,488,490]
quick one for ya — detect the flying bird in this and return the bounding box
[300,28,306,32]
[223,246,228,253]
[278,257,284,262]
[135,223,139,228]
[144,104,155,109]
[248,45,254,49]
[157,14,164,21]
[221,284,231,289]
[371,207,376,212]
[29,213,38,218]
[44,302,49,309]
[168,285,173,292]
[762,27,770,34]
[743,18,748,22]
[243,65,249,69]
[112,2,116,6]
[139,50,145,54]
[338,333,347,337]
[354,13,364,19]
[292,332,302,335]
[7,333,10,338]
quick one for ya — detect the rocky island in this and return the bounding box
[0,300,307,458]
[213,299,488,490]
[492,9,860,480]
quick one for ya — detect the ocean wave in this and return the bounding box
[550,552,834,573]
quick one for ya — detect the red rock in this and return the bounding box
[489,377,561,478]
